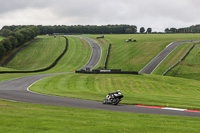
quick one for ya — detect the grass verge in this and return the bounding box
[1,99,200,133]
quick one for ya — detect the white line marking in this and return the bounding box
[162,107,186,111]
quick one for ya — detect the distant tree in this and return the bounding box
[140,27,145,33]
[147,28,152,34]
[125,28,133,34]
[170,28,177,33]
[165,28,170,33]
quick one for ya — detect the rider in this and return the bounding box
[106,90,121,101]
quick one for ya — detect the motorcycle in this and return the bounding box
[102,93,123,105]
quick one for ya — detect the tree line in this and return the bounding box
[0,26,40,59]
[165,24,200,33]
[2,25,137,35]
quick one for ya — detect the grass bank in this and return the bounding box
[83,34,200,71]
[166,43,200,80]
[152,42,197,75]
[6,36,66,71]
[1,99,200,133]
[30,73,200,110]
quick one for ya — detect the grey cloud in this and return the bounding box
[0,0,200,31]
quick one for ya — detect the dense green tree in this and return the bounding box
[14,31,24,46]
[170,28,177,33]
[8,36,18,49]
[165,28,170,33]
[125,28,134,34]
[0,29,13,37]
[2,38,12,52]
[147,28,152,34]
[0,42,6,59]
[140,27,145,33]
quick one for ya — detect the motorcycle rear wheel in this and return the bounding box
[112,98,120,105]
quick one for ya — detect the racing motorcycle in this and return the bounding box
[102,93,123,105]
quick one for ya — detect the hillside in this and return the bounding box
[1,36,91,73]
[83,34,200,72]
[166,43,200,80]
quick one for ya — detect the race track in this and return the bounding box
[0,37,200,117]
[140,40,200,74]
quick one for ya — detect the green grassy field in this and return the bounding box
[83,34,200,71]
[2,34,200,132]
[30,73,200,110]
[166,43,200,80]
[153,42,197,75]
[1,99,200,133]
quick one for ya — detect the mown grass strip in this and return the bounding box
[1,99,200,133]
[30,73,200,110]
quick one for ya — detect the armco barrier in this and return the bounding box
[75,69,138,75]
[0,36,68,73]
[162,43,199,76]
[104,43,111,70]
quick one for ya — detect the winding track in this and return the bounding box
[140,40,200,74]
[0,38,200,118]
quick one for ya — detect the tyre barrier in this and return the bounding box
[75,69,138,75]
[104,43,111,70]
[0,36,68,74]
[162,43,199,76]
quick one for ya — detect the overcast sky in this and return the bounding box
[0,0,200,32]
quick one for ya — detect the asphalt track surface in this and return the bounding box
[0,38,200,118]
[140,40,200,74]
[77,36,101,70]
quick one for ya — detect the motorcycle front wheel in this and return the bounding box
[112,98,120,105]
[102,99,106,104]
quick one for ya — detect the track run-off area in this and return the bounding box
[0,37,200,117]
